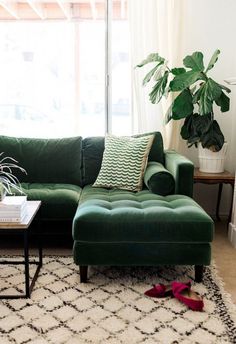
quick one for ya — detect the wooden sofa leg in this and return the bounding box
[195,265,204,282]
[80,266,88,283]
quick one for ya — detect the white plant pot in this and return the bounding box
[198,143,228,173]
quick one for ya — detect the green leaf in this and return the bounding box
[164,103,173,124]
[215,91,230,112]
[171,68,186,75]
[180,114,202,146]
[136,53,165,68]
[180,114,200,145]
[149,71,169,104]
[207,78,223,99]
[199,78,222,115]
[180,113,212,147]
[153,63,166,81]
[218,83,231,93]
[200,120,224,151]
[183,51,204,71]
[192,84,204,104]
[205,49,220,73]
[170,71,202,91]
[172,89,193,119]
[142,62,163,86]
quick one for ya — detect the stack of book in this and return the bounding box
[0,196,27,222]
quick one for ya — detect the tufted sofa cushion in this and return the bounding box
[73,185,213,243]
[20,183,81,220]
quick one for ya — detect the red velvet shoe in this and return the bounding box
[171,281,204,311]
[144,283,172,298]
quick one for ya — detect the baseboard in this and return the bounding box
[228,222,236,248]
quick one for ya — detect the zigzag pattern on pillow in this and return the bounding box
[93,134,154,192]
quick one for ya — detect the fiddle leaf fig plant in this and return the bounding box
[137,49,231,152]
[0,153,26,200]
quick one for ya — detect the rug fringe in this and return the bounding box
[211,260,236,323]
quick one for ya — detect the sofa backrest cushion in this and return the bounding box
[0,135,82,185]
[82,131,164,186]
[134,132,164,164]
[82,136,105,186]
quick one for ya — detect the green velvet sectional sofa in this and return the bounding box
[0,133,214,283]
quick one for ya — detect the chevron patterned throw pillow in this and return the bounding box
[93,134,154,192]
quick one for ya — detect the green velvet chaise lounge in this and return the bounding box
[73,133,214,283]
[0,133,214,283]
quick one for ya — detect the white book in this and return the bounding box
[0,217,23,223]
[0,202,27,217]
[0,196,27,211]
[0,207,27,223]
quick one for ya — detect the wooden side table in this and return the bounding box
[0,201,42,299]
[194,168,235,222]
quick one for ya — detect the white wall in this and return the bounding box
[179,0,236,216]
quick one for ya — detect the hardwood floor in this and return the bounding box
[212,220,236,304]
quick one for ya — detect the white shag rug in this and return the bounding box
[0,256,236,344]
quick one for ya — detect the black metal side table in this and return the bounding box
[0,201,42,299]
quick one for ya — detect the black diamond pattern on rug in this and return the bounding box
[0,257,236,344]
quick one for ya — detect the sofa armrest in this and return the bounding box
[164,150,194,197]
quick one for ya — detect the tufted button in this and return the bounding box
[73,185,213,243]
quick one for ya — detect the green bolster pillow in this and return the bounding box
[144,161,175,196]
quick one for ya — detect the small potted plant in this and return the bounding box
[136,49,231,173]
[0,153,26,201]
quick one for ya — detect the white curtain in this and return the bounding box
[128,0,186,150]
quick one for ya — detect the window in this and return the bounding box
[0,22,76,138]
[111,20,131,135]
[0,1,131,138]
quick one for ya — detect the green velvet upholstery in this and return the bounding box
[164,150,194,197]
[21,183,81,220]
[73,186,213,267]
[134,131,165,165]
[73,242,212,266]
[73,186,213,243]
[144,162,175,195]
[82,136,105,186]
[0,135,82,185]
[0,132,214,281]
